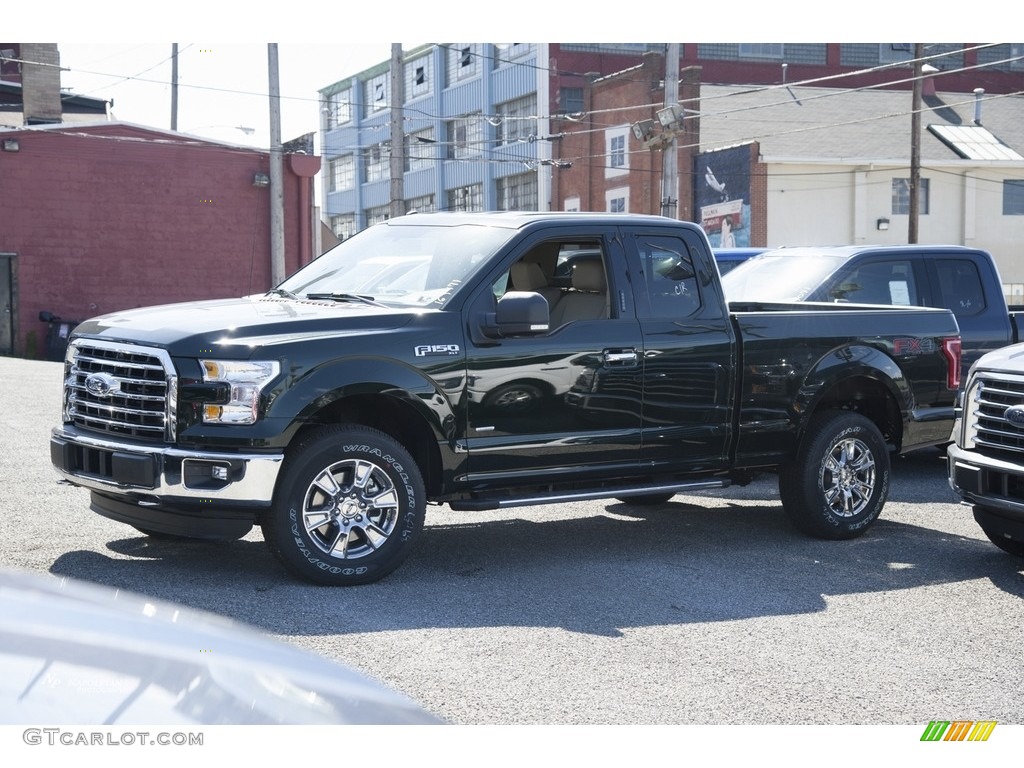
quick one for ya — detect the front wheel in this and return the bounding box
[974,506,1024,557]
[262,425,426,586]
[779,411,890,539]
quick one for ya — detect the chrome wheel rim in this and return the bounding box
[301,459,399,560]
[821,436,875,518]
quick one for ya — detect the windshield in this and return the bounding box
[278,220,516,307]
[721,252,847,302]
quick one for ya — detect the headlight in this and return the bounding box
[959,378,982,449]
[199,360,280,425]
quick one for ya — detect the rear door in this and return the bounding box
[925,253,1013,375]
[623,225,737,472]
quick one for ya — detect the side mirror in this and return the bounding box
[482,291,550,338]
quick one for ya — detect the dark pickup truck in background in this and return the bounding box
[50,213,962,585]
[721,244,1021,381]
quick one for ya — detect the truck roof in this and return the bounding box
[755,244,992,259]
[383,211,692,231]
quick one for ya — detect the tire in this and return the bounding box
[974,506,1024,557]
[778,411,890,540]
[614,492,676,506]
[262,425,426,586]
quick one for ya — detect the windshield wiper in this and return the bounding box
[265,287,299,299]
[306,292,387,307]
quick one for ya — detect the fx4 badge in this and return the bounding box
[414,344,461,357]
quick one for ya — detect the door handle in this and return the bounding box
[603,348,639,367]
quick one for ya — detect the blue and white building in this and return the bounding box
[319,43,552,239]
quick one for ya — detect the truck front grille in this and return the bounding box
[65,339,176,442]
[969,372,1024,458]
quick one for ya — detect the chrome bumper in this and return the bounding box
[50,425,282,507]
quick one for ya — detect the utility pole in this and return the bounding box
[170,43,178,131]
[389,43,405,219]
[268,44,286,286]
[661,43,680,219]
[908,43,923,244]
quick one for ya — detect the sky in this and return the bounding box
[53,42,401,150]
[13,3,975,160]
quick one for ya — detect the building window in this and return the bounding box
[1004,179,1024,215]
[559,87,584,116]
[447,184,483,212]
[365,205,390,227]
[363,142,390,183]
[496,172,538,211]
[326,89,351,128]
[879,43,914,64]
[447,114,483,160]
[447,43,479,84]
[406,56,432,98]
[329,155,355,192]
[405,127,435,172]
[606,186,629,213]
[330,214,357,241]
[496,43,533,62]
[891,178,930,215]
[496,95,537,145]
[406,194,435,213]
[606,126,629,178]
[564,196,580,212]
[739,44,784,60]
[364,73,389,116]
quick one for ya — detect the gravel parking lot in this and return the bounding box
[3,355,1023,728]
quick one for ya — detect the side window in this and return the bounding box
[635,236,701,319]
[492,240,610,326]
[934,259,986,317]
[827,260,918,305]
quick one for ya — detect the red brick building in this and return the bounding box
[550,52,704,221]
[0,122,320,358]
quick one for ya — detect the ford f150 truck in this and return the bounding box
[721,244,1021,382]
[50,213,963,585]
[948,342,1024,557]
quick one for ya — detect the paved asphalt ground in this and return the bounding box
[3,355,1023,729]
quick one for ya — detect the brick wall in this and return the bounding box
[0,124,314,357]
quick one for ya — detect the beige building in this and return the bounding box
[699,83,1024,296]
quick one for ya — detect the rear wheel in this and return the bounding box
[262,425,425,586]
[779,411,890,539]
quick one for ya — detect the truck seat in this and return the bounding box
[549,260,607,326]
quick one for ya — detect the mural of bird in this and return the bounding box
[705,166,728,201]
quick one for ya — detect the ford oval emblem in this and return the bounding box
[84,372,119,398]
[1004,404,1024,427]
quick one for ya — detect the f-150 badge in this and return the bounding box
[414,344,461,357]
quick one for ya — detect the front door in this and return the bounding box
[461,230,644,487]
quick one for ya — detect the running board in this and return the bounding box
[449,479,730,511]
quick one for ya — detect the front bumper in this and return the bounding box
[50,425,283,536]
[947,443,1024,526]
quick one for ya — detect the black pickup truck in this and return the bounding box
[50,213,962,585]
[720,244,1022,381]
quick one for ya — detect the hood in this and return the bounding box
[0,568,444,725]
[972,341,1024,375]
[70,295,423,355]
